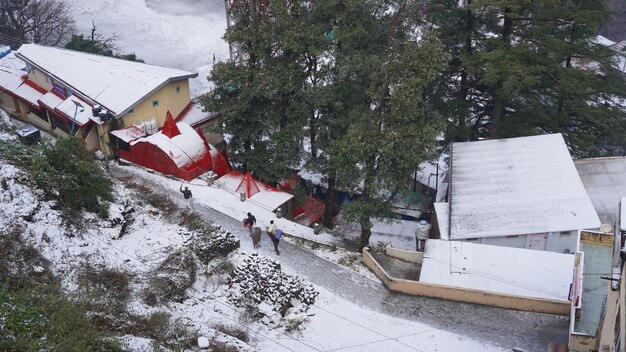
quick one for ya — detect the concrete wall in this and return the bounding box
[385,245,423,264]
[362,248,571,315]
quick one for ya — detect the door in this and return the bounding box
[526,233,547,250]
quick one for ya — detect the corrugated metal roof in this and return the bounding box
[16,44,197,115]
[448,134,600,240]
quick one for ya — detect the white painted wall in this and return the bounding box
[460,230,578,254]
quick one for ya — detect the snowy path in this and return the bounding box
[109,163,569,352]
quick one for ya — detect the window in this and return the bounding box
[152,100,159,107]
[128,108,134,114]
[176,86,180,93]
[559,231,571,237]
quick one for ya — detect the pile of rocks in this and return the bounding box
[193,225,239,264]
[227,253,318,326]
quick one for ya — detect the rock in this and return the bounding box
[197,336,210,349]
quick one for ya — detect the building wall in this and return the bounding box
[362,248,571,315]
[26,67,54,91]
[0,90,18,115]
[463,230,578,254]
[118,80,191,129]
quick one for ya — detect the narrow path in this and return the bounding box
[110,164,569,352]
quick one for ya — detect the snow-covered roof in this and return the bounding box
[413,153,447,190]
[448,134,600,240]
[434,202,449,240]
[177,102,218,127]
[110,126,146,143]
[420,239,575,301]
[575,157,626,226]
[55,95,92,126]
[0,50,43,107]
[38,91,63,109]
[217,171,294,211]
[594,35,616,47]
[16,44,197,116]
[131,122,206,168]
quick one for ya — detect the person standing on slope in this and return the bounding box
[180,184,193,209]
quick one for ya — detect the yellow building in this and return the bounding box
[0,44,217,155]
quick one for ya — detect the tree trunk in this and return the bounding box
[457,1,472,141]
[309,110,317,158]
[323,171,335,228]
[359,215,372,251]
[490,6,513,138]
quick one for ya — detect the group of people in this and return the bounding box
[244,212,282,255]
[179,184,282,255]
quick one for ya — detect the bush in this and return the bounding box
[143,249,197,305]
[0,137,113,221]
[78,263,133,315]
[213,324,250,343]
[0,285,127,352]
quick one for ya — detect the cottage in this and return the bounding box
[0,44,219,156]
[433,134,600,254]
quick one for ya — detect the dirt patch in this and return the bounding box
[0,226,55,289]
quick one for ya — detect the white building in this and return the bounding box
[434,134,600,254]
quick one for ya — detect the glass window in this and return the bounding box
[152,100,159,107]
[176,86,180,93]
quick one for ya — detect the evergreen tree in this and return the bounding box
[203,0,310,182]
[328,2,448,249]
[427,0,626,156]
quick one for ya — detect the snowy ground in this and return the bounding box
[67,0,229,97]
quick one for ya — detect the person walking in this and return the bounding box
[269,228,282,255]
[180,184,193,209]
[246,212,256,235]
[265,220,277,237]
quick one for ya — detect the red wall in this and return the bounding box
[120,141,211,181]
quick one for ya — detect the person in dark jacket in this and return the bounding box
[246,212,256,235]
[180,184,193,209]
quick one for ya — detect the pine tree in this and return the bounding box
[427,0,626,156]
[328,2,449,249]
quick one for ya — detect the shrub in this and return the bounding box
[0,285,127,352]
[0,137,113,221]
[213,323,250,343]
[143,249,197,305]
[78,263,133,315]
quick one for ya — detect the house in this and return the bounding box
[433,134,601,254]
[110,113,231,181]
[217,171,295,217]
[0,44,219,156]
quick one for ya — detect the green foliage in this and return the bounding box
[426,0,626,156]
[65,34,143,62]
[0,136,113,219]
[0,285,127,352]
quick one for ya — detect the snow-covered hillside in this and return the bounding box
[0,113,515,351]
[66,0,230,97]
